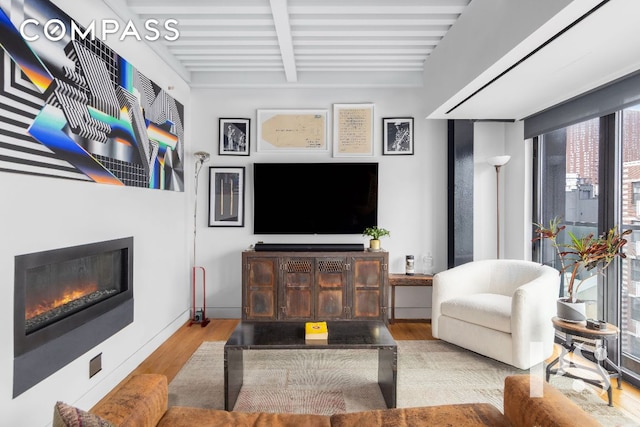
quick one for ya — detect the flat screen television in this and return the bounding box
[253,162,378,234]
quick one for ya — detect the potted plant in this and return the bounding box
[363,226,390,250]
[534,216,630,322]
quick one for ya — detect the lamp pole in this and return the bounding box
[193,151,210,270]
[191,151,210,326]
[494,164,502,259]
[487,156,511,259]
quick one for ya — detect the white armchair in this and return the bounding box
[432,259,559,370]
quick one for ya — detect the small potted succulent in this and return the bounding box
[533,216,630,322]
[363,226,390,250]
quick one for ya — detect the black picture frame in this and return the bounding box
[208,166,245,227]
[219,118,250,156]
[383,117,414,155]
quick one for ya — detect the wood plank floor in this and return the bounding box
[94,319,640,420]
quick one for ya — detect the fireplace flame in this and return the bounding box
[25,282,99,320]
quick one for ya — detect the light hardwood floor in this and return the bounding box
[94,319,640,420]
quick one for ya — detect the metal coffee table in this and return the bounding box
[224,321,397,410]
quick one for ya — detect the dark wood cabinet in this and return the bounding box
[242,250,388,322]
[244,256,278,319]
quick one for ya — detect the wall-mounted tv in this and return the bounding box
[253,162,378,234]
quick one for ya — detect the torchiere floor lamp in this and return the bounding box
[189,151,210,327]
[487,155,511,259]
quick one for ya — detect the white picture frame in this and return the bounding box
[333,103,375,157]
[256,109,328,152]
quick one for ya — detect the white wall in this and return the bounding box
[504,124,533,260]
[190,88,448,320]
[473,121,532,261]
[1,1,191,425]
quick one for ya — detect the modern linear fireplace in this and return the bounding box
[13,237,134,397]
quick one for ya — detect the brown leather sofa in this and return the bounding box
[53,374,601,427]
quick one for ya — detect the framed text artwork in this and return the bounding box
[208,167,245,227]
[383,117,414,155]
[219,118,250,156]
[257,109,328,152]
[333,103,375,157]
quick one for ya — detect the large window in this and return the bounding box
[534,109,640,387]
[620,105,640,379]
[535,118,600,316]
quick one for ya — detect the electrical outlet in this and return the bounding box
[89,353,102,378]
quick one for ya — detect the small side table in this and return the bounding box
[388,273,433,323]
[546,316,622,406]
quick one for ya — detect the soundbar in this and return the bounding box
[254,243,365,252]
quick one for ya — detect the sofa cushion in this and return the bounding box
[91,374,168,427]
[53,402,115,427]
[158,407,331,427]
[330,403,510,426]
[504,375,600,427]
[440,293,512,333]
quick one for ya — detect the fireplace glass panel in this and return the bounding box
[24,249,124,335]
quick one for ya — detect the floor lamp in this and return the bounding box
[487,155,511,259]
[190,151,210,327]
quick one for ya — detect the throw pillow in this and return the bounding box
[52,401,115,427]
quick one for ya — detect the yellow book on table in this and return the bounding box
[305,321,328,340]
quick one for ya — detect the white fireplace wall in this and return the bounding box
[0,0,191,425]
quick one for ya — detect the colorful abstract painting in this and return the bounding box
[0,0,184,191]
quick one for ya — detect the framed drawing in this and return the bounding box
[333,103,374,157]
[219,118,250,156]
[257,109,328,152]
[383,117,414,155]
[208,166,245,227]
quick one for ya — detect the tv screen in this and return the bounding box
[253,162,378,234]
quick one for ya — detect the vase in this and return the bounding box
[556,298,587,322]
[369,239,380,250]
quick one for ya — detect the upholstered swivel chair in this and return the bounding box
[432,259,560,370]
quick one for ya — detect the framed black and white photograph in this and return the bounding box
[219,118,250,156]
[383,117,414,155]
[208,166,245,227]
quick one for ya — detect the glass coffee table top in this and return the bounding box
[225,320,396,349]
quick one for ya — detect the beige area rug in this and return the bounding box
[168,340,639,426]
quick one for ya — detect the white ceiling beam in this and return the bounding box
[270,0,298,83]
[291,30,448,37]
[174,55,284,60]
[176,30,277,38]
[294,40,437,47]
[129,6,272,14]
[297,61,424,66]
[160,19,275,27]
[298,67,423,72]
[175,54,427,62]
[184,61,283,70]
[290,17,458,26]
[168,48,282,55]
[167,40,279,47]
[188,67,285,72]
[287,6,467,14]
[295,48,432,55]
[294,55,427,60]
